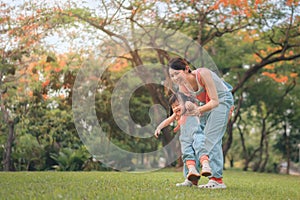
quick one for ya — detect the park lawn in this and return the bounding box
[0,169,299,200]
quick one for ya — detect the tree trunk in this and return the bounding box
[3,121,14,171]
[260,134,269,172]
[284,125,290,175]
[243,160,250,171]
[252,137,263,172]
[240,130,250,171]
[223,93,243,164]
[223,121,233,169]
[229,158,234,168]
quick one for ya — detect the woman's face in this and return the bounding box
[169,68,186,85]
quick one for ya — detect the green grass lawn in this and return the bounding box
[0,169,299,200]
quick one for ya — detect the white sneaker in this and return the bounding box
[201,161,212,177]
[187,166,201,182]
[198,180,227,189]
[176,179,193,187]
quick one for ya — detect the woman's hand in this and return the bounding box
[185,101,201,116]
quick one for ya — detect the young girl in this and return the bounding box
[154,92,211,187]
[168,57,234,189]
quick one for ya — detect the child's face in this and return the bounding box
[171,100,182,119]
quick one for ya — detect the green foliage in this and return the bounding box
[129,86,153,126]
[17,100,88,171]
[209,34,253,74]
[274,132,300,162]
[227,70,300,171]
[50,146,90,171]
[0,63,15,75]
[12,134,45,171]
[95,67,160,165]
[0,170,299,199]
[67,8,92,19]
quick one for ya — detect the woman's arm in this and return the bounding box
[154,113,176,138]
[185,68,219,116]
[198,68,219,113]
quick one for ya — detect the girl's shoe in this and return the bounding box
[187,167,201,182]
[201,161,212,177]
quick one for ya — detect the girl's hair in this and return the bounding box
[168,93,178,105]
[168,57,191,73]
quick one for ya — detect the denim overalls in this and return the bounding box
[199,71,234,178]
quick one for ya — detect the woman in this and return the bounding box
[168,57,234,189]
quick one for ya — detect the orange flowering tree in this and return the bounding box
[0,1,86,170]
[0,2,43,170]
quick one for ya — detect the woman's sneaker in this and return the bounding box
[176,179,192,187]
[176,179,198,187]
[198,180,226,189]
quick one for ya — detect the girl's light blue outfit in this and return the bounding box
[179,115,204,178]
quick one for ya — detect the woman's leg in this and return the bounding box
[203,93,233,178]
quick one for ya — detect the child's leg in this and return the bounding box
[176,157,199,187]
[200,155,212,177]
[186,160,200,181]
[182,156,200,182]
[179,119,200,184]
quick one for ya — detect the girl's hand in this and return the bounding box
[154,128,161,138]
[173,105,181,113]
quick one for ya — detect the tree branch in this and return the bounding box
[233,53,300,94]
